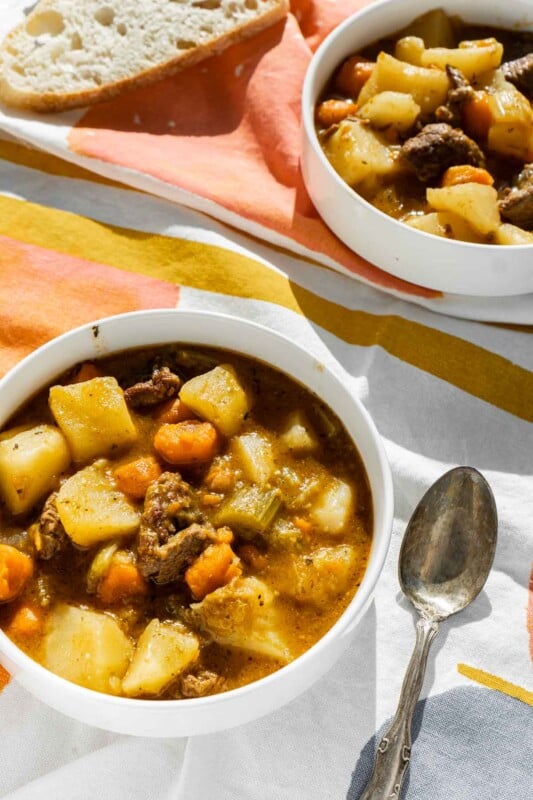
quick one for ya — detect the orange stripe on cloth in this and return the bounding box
[68,10,439,301]
[458,663,533,706]
[0,235,179,377]
[0,664,10,692]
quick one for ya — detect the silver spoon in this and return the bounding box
[359,466,497,800]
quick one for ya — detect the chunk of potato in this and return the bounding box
[279,410,318,455]
[49,377,137,463]
[394,36,425,66]
[420,39,503,81]
[323,118,401,190]
[122,619,199,697]
[426,184,500,236]
[494,224,533,246]
[276,545,357,605]
[0,425,70,514]
[56,461,140,547]
[436,211,487,243]
[358,90,421,133]
[407,209,489,243]
[231,432,274,485]
[43,604,133,694]
[191,577,291,662]
[405,212,448,238]
[310,478,354,535]
[179,365,252,437]
[487,80,533,162]
[400,8,455,49]
[358,52,449,114]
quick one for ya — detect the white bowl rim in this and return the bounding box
[0,308,394,715]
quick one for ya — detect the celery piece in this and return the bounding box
[215,486,281,538]
[86,541,119,593]
[312,403,341,440]
[268,517,303,550]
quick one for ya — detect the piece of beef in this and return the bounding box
[141,523,215,585]
[502,53,533,97]
[435,66,475,126]
[137,472,215,583]
[124,366,181,408]
[400,123,485,182]
[499,164,533,230]
[179,669,224,698]
[31,492,68,560]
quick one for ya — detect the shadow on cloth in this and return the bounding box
[346,685,533,799]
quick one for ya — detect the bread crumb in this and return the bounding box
[167,120,176,128]
[133,113,142,126]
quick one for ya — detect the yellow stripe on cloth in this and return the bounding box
[0,138,127,189]
[1,195,532,423]
[458,663,533,706]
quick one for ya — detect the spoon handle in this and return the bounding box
[358,617,439,800]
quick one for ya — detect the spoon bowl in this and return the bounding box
[400,467,498,622]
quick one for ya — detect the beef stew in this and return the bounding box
[0,345,372,700]
[316,9,533,245]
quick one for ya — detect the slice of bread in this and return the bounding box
[0,0,289,113]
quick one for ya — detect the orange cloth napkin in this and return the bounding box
[67,0,437,299]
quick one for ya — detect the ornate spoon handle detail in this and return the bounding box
[358,617,439,800]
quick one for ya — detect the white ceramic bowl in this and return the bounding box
[301,0,533,297]
[0,309,393,737]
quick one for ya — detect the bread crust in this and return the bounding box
[0,0,289,113]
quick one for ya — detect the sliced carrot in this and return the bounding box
[462,92,493,140]
[6,602,44,639]
[204,461,234,492]
[68,362,103,384]
[185,543,242,600]
[441,165,494,187]
[0,665,10,691]
[201,493,223,507]
[154,398,196,424]
[316,98,358,128]
[237,543,267,572]
[214,526,234,544]
[114,456,163,499]
[333,56,374,99]
[223,562,242,582]
[154,420,219,465]
[0,545,33,603]
[97,560,148,605]
[293,517,313,535]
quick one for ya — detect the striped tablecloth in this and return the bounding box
[0,2,532,798]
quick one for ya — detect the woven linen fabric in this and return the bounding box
[0,0,532,794]
[0,131,531,800]
[0,0,532,321]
